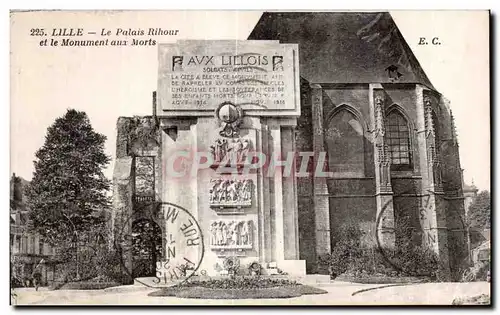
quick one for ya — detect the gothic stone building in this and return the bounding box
[112,12,468,280]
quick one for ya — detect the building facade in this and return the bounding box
[112,12,469,280]
[10,174,56,286]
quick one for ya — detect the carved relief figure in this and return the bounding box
[230,221,239,245]
[209,179,221,203]
[221,222,228,244]
[240,180,252,201]
[210,220,253,248]
[240,221,251,245]
[216,222,224,245]
[209,179,253,207]
[227,180,238,202]
[230,140,242,163]
[221,180,229,202]
[240,139,250,162]
[209,138,252,164]
[210,222,217,245]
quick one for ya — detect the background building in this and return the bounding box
[10,174,56,286]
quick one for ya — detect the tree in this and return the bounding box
[467,191,491,230]
[27,109,111,246]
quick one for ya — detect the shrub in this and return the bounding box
[50,248,128,287]
[10,276,24,288]
[381,245,439,279]
[318,222,364,278]
[319,222,439,280]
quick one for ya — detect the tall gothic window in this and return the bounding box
[325,108,365,177]
[386,110,411,168]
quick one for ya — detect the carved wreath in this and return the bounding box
[248,261,262,276]
[223,256,241,274]
[215,102,244,138]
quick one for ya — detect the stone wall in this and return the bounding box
[294,82,468,277]
[112,116,162,281]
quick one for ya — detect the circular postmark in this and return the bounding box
[114,201,204,288]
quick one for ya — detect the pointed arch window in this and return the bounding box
[386,110,411,168]
[325,108,365,177]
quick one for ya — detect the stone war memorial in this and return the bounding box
[112,12,469,282]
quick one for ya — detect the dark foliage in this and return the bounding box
[26,109,111,247]
[131,219,163,278]
[52,243,125,284]
[318,222,364,278]
[319,221,439,280]
[467,191,491,230]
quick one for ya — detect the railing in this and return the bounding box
[134,195,155,203]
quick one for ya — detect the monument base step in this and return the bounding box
[264,268,279,275]
[133,274,331,287]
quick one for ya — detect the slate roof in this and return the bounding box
[248,12,435,89]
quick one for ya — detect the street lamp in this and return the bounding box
[62,214,79,280]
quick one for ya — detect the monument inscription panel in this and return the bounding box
[157,40,300,116]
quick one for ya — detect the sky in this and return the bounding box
[10,10,490,192]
